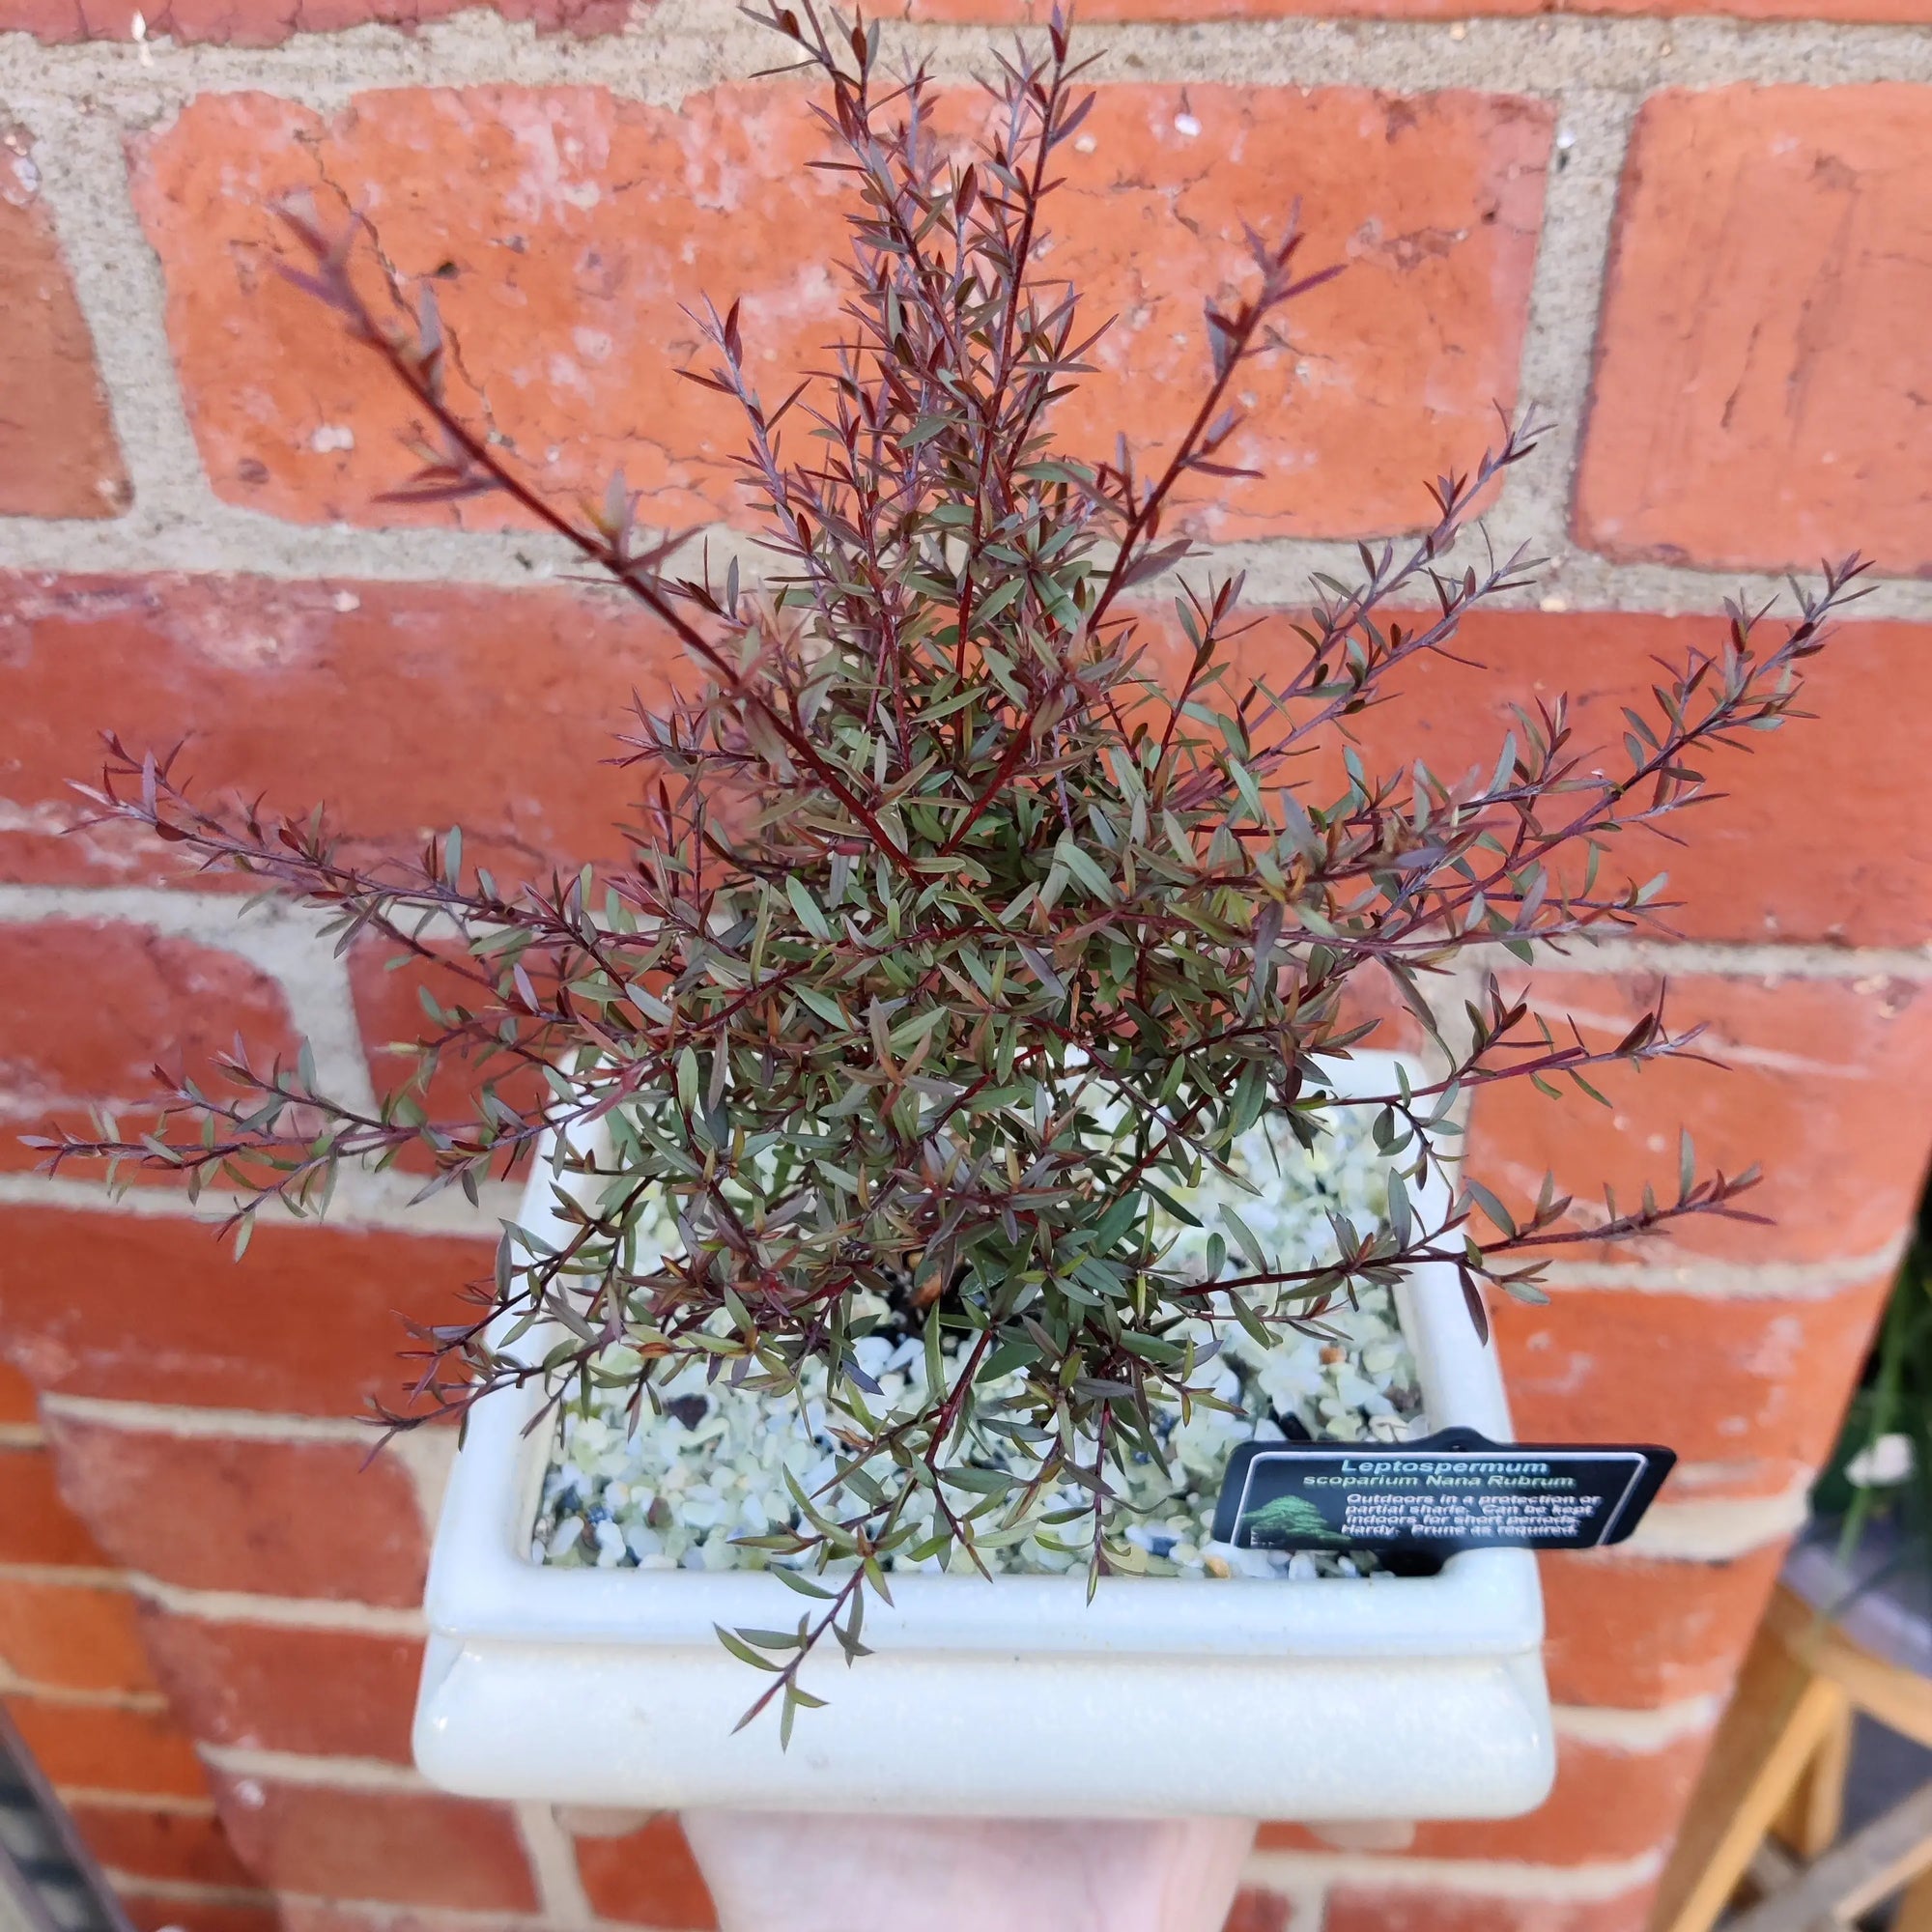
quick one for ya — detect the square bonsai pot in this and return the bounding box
[412,1051,1553,1818]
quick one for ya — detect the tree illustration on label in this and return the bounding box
[1239,1492,1345,1548]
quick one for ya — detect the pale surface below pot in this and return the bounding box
[680,1813,1257,1932]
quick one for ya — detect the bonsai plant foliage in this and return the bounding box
[37,8,1863,1737]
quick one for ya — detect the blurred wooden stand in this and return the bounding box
[1653,1577,1932,1932]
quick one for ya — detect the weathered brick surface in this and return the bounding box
[130,84,1548,542]
[0,128,128,520]
[0,1577,161,1694]
[1540,1547,1784,1708]
[0,1416,239,1888]
[42,1413,428,1605]
[22,592,1923,947]
[0,1205,489,1414]
[208,1775,540,1911]
[1224,1892,1296,1932]
[1577,84,1932,573]
[1463,972,1932,1266]
[3,1690,209,1797]
[0,1360,36,1425]
[277,1906,471,1932]
[1261,1729,1710,1863]
[68,1798,258,1888]
[119,1893,281,1932]
[1497,1277,1890,1499]
[0,0,626,42]
[0,920,298,1174]
[138,1610,423,1761]
[1226,608,1932,951]
[119,1892,281,1932]
[0,573,677,889]
[572,1812,718,1927]
[0,1441,109,1565]
[1321,1882,1659,1932]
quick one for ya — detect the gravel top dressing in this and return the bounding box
[533,1099,1424,1582]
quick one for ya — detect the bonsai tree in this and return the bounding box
[36,7,1863,1737]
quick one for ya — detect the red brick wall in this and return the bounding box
[4,5,1932,1930]
[0,1361,277,1930]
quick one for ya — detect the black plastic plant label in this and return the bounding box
[1209,1428,1676,1554]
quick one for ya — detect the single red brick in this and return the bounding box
[0,1577,160,1694]
[67,1798,255,1888]
[0,0,625,41]
[130,85,1547,544]
[996,87,1550,545]
[208,1775,538,1912]
[119,1893,281,1932]
[41,1414,427,1605]
[1323,1882,1657,1932]
[1260,1729,1708,1863]
[0,920,298,1175]
[573,1813,718,1928]
[128,86,839,534]
[4,1691,210,1798]
[1275,608,1932,951]
[1463,972,1932,1266]
[0,1442,109,1565]
[0,1205,490,1415]
[1496,1277,1889,1499]
[1540,1546,1785,1708]
[0,128,128,519]
[137,1610,422,1761]
[1577,85,1932,573]
[0,573,677,889]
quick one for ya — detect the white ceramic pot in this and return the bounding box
[412,1051,1553,1818]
